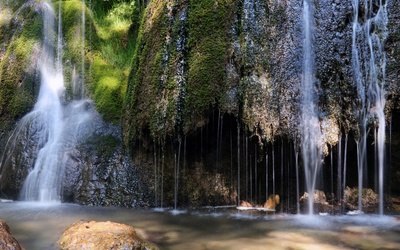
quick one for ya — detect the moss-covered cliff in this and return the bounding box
[121,0,400,208]
[124,0,400,146]
[1,0,400,209]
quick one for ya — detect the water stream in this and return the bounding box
[352,0,388,214]
[301,0,323,215]
[1,202,399,250]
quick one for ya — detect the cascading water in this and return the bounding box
[301,0,323,215]
[16,1,93,202]
[351,0,388,214]
[19,1,64,202]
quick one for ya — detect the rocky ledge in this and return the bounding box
[59,220,158,250]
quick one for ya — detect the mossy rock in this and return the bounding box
[0,2,42,131]
[185,0,236,132]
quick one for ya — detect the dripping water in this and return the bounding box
[265,152,269,203]
[280,139,284,205]
[254,145,257,203]
[352,0,388,214]
[301,0,323,215]
[294,140,300,214]
[174,138,182,210]
[330,145,333,203]
[337,134,342,206]
[237,125,241,206]
[352,0,367,212]
[272,142,275,199]
[342,133,348,208]
[245,136,248,201]
[154,143,158,207]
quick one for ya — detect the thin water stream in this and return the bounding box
[1,202,400,250]
[301,0,323,215]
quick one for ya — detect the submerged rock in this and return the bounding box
[0,220,23,250]
[59,220,158,250]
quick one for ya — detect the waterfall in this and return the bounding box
[17,1,93,202]
[351,0,388,214]
[19,1,64,202]
[301,0,323,215]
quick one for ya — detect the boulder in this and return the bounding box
[59,220,158,250]
[0,220,23,250]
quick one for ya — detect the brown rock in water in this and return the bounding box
[0,220,23,250]
[344,187,379,209]
[263,194,280,209]
[300,190,329,205]
[240,200,253,207]
[59,220,158,250]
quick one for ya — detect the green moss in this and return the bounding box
[185,0,236,131]
[0,7,41,122]
[0,0,26,13]
[91,54,124,122]
[123,0,237,146]
[59,0,137,123]
[124,0,168,144]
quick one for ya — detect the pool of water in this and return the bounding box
[1,201,400,249]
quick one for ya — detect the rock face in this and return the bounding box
[121,0,400,208]
[59,220,158,250]
[60,112,152,207]
[0,220,23,250]
[123,0,400,145]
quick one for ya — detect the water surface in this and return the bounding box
[1,202,400,249]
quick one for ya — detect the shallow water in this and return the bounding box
[1,202,400,249]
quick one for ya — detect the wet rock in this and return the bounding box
[59,220,158,250]
[240,200,252,207]
[343,187,379,211]
[300,190,329,205]
[263,194,280,210]
[0,220,23,250]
